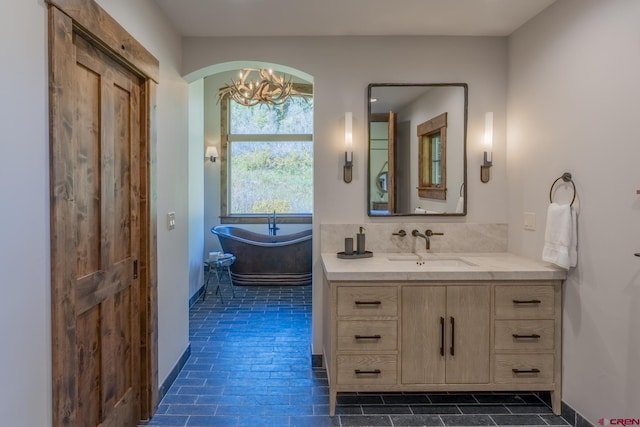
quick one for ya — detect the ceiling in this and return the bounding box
[152,0,556,38]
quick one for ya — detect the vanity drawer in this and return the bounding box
[337,286,398,317]
[336,354,397,385]
[495,285,555,319]
[494,354,554,384]
[494,320,555,351]
[337,320,398,351]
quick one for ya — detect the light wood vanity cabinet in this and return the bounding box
[402,286,490,385]
[323,279,562,416]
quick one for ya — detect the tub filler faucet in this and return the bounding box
[267,210,280,236]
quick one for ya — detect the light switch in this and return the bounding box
[523,212,536,231]
[167,212,176,230]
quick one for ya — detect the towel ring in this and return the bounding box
[549,172,576,206]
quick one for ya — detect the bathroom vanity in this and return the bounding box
[321,252,566,415]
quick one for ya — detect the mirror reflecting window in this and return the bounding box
[417,113,447,200]
[367,84,467,216]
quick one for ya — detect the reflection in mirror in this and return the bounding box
[368,84,467,216]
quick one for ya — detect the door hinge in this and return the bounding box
[133,260,138,279]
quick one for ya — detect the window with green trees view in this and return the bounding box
[226,95,313,215]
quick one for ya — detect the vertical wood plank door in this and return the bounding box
[50,10,143,426]
[75,33,141,427]
[401,286,446,384]
[445,286,491,384]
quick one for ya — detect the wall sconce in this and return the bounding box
[344,112,353,183]
[480,112,493,183]
[205,146,219,163]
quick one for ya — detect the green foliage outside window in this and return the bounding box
[228,96,313,215]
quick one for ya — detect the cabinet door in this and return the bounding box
[446,286,490,384]
[401,286,446,384]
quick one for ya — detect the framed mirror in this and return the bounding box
[367,83,467,216]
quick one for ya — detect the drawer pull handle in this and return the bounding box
[512,334,541,339]
[354,369,381,375]
[512,299,541,304]
[354,301,381,306]
[512,368,541,374]
[354,334,381,340]
[450,316,455,356]
[439,317,445,356]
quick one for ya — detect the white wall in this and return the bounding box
[0,1,190,425]
[508,0,640,421]
[183,36,509,353]
[188,79,206,299]
[0,2,50,426]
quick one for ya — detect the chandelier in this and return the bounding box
[218,69,306,107]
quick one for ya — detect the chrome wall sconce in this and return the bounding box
[205,146,219,163]
[344,112,353,183]
[480,112,493,183]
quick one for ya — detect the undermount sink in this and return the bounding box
[387,256,477,267]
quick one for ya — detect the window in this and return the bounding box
[221,91,313,219]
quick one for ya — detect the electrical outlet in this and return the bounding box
[523,212,536,231]
[167,212,176,230]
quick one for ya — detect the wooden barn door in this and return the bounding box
[48,1,159,425]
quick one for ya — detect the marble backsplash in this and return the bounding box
[320,223,508,254]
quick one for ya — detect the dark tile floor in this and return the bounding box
[142,284,570,427]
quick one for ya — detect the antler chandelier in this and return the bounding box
[218,69,304,107]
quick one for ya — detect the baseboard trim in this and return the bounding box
[158,344,191,401]
[189,285,205,307]
[562,400,595,427]
[311,354,323,368]
[533,392,594,426]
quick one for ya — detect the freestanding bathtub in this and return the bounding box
[211,225,312,286]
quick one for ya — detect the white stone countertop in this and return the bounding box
[321,252,567,282]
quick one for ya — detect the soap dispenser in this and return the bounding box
[356,226,366,255]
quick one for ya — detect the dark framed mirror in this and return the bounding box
[367,83,467,216]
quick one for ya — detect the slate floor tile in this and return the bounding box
[459,405,510,414]
[340,415,393,426]
[429,394,479,404]
[441,414,496,426]
[391,414,444,426]
[541,414,572,425]
[289,415,341,427]
[362,405,412,415]
[411,405,462,415]
[145,414,189,426]
[491,414,546,425]
[142,285,558,427]
[507,405,553,414]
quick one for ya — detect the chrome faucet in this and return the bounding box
[267,210,279,236]
[392,229,406,237]
[412,229,444,250]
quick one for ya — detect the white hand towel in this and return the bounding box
[455,196,464,213]
[569,207,578,267]
[414,207,426,214]
[542,203,577,269]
